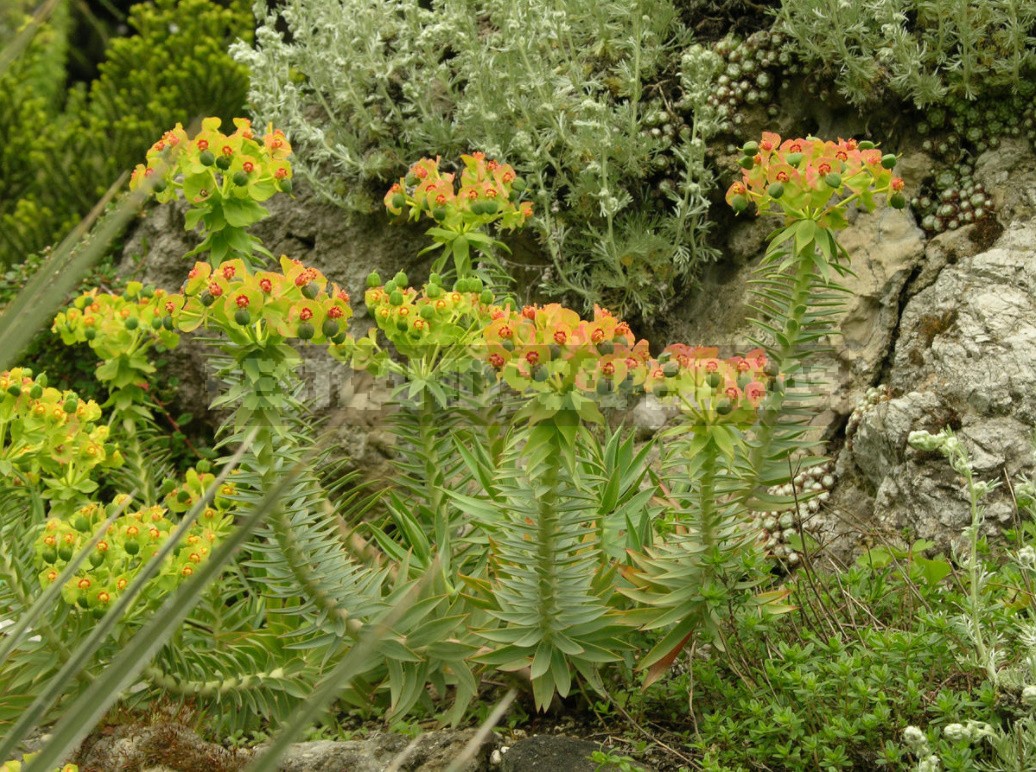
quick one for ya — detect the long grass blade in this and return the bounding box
[443,688,517,772]
[0,172,135,371]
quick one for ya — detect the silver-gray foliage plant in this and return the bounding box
[231,0,722,319]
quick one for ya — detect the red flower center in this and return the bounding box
[236,295,249,308]
[299,308,313,321]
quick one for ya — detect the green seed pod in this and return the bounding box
[302,282,320,300]
[297,322,315,340]
[768,182,785,199]
[432,207,447,221]
[426,284,443,299]
[482,200,498,215]
[389,290,404,306]
[199,150,215,166]
[151,316,163,330]
[322,319,340,338]
[479,289,494,304]
[716,400,733,416]
[420,305,435,320]
[163,316,174,330]
[785,152,803,167]
[663,362,680,378]
[731,194,749,213]
[889,192,906,209]
[331,332,348,345]
[706,372,723,389]
[394,271,408,286]
[391,193,406,209]
[197,459,211,473]
[234,308,251,326]
[215,155,232,171]
[63,398,78,413]
[825,172,842,188]
[200,291,215,307]
[533,366,549,382]
[858,140,876,150]
[125,316,139,330]
[597,379,613,395]
[89,551,105,568]
[73,514,91,531]
[395,319,408,332]
[502,339,515,352]
[29,384,43,399]
[597,341,614,356]
[511,178,526,192]
[125,540,139,555]
[42,548,56,564]
[738,155,755,169]
[405,173,419,186]
[153,179,167,194]
[6,384,20,397]
[58,545,73,561]
[280,178,293,194]
[84,328,97,340]
[428,272,442,285]
[881,154,897,169]
[366,271,382,288]
[742,140,759,155]
[470,200,486,215]
[233,171,249,186]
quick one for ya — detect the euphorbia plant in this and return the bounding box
[727,133,904,502]
[130,117,294,266]
[384,153,533,285]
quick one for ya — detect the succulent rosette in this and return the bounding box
[384,153,533,229]
[0,369,121,512]
[167,256,352,345]
[726,132,905,230]
[642,345,773,426]
[35,486,234,618]
[480,303,651,420]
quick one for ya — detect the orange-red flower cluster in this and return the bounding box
[168,256,352,345]
[726,132,904,228]
[384,153,533,229]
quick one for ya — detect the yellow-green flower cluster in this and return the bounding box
[169,256,353,346]
[129,117,293,204]
[0,369,120,511]
[52,283,179,406]
[355,271,496,368]
[35,476,234,617]
[1,755,76,772]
